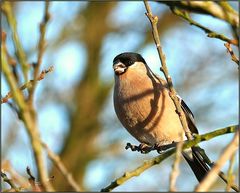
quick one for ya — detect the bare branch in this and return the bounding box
[1,31,54,192]
[225,153,236,191]
[161,1,239,28]
[2,2,29,82]
[41,142,82,191]
[26,167,43,192]
[170,7,238,46]
[169,134,183,191]
[144,0,192,140]
[1,171,21,192]
[224,42,239,66]
[1,66,54,104]
[2,160,29,189]
[126,125,237,154]
[195,130,239,192]
[101,125,237,192]
[28,1,51,103]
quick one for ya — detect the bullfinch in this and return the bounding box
[113,52,210,182]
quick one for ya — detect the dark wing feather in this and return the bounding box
[176,96,211,181]
[176,95,236,189]
[182,146,210,182]
[177,95,199,134]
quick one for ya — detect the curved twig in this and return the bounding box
[144,0,193,140]
[195,130,239,191]
[101,125,237,192]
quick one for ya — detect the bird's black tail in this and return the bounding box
[182,146,239,192]
[182,146,211,182]
[179,97,238,191]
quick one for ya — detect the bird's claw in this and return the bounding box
[154,141,177,153]
[125,142,153,153]
[126,142,177,154]
[138,143,152,154]
[154,143,167,154]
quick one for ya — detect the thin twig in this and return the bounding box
[144,0,193,141]
[126,127,239,191]
[169,134,183,191]
[26,167,43,192]
[161,1,239,29]
[1,171,21,192]
[26,167,35,182]
[195,130,239,192]
[1,39,27,112]
[2,2,29,82]
[2,160,29,190]
[2,37,54,192]
[101,125,237,192]
[170,7,238,46]
[225,153,236,191]
[41,142,81,191]
[126,125,236,154]
[27,167,38,191]
[2,31,19,82]
[218,1,239,39]
[28,1,50,104]
[1,66,54,104]
[224,42,239,66]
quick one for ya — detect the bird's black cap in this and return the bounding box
[113,52,147,67]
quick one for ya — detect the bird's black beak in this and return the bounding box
[113,62,127,75]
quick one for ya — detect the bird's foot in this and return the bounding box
[125,142,138,151]
[154,141,177,154]
[125,142,153,154]
[138,143,153,154]
[126,141,177,154]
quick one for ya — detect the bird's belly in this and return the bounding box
[114,86,183,145]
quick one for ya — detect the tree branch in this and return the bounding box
[161,1,239,29]
[1,66,54,104]
[224,42,239,66]
[2,2,29,82]
[101,125,237,192]
[225,152,236,191]
[1,171,21,192]
[144,0,193,141]
[28,1,50,104]
[217,1,239,39]
[41,142,82,191]
[26,166,43,192]
[170,7,238,46]
[169,136,183,191]
[195,129,239,192]
[1,25,54,192]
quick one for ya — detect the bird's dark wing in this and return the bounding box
[182,146,210,182]
[176,96,211,181]
[153,76,237,189]
[176,96,237,190]
[177,95,199,134]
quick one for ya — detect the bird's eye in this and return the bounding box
[128,61,133,65]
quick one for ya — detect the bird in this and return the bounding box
[112,52,211,182]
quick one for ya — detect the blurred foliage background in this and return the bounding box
[1,1,239,191]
